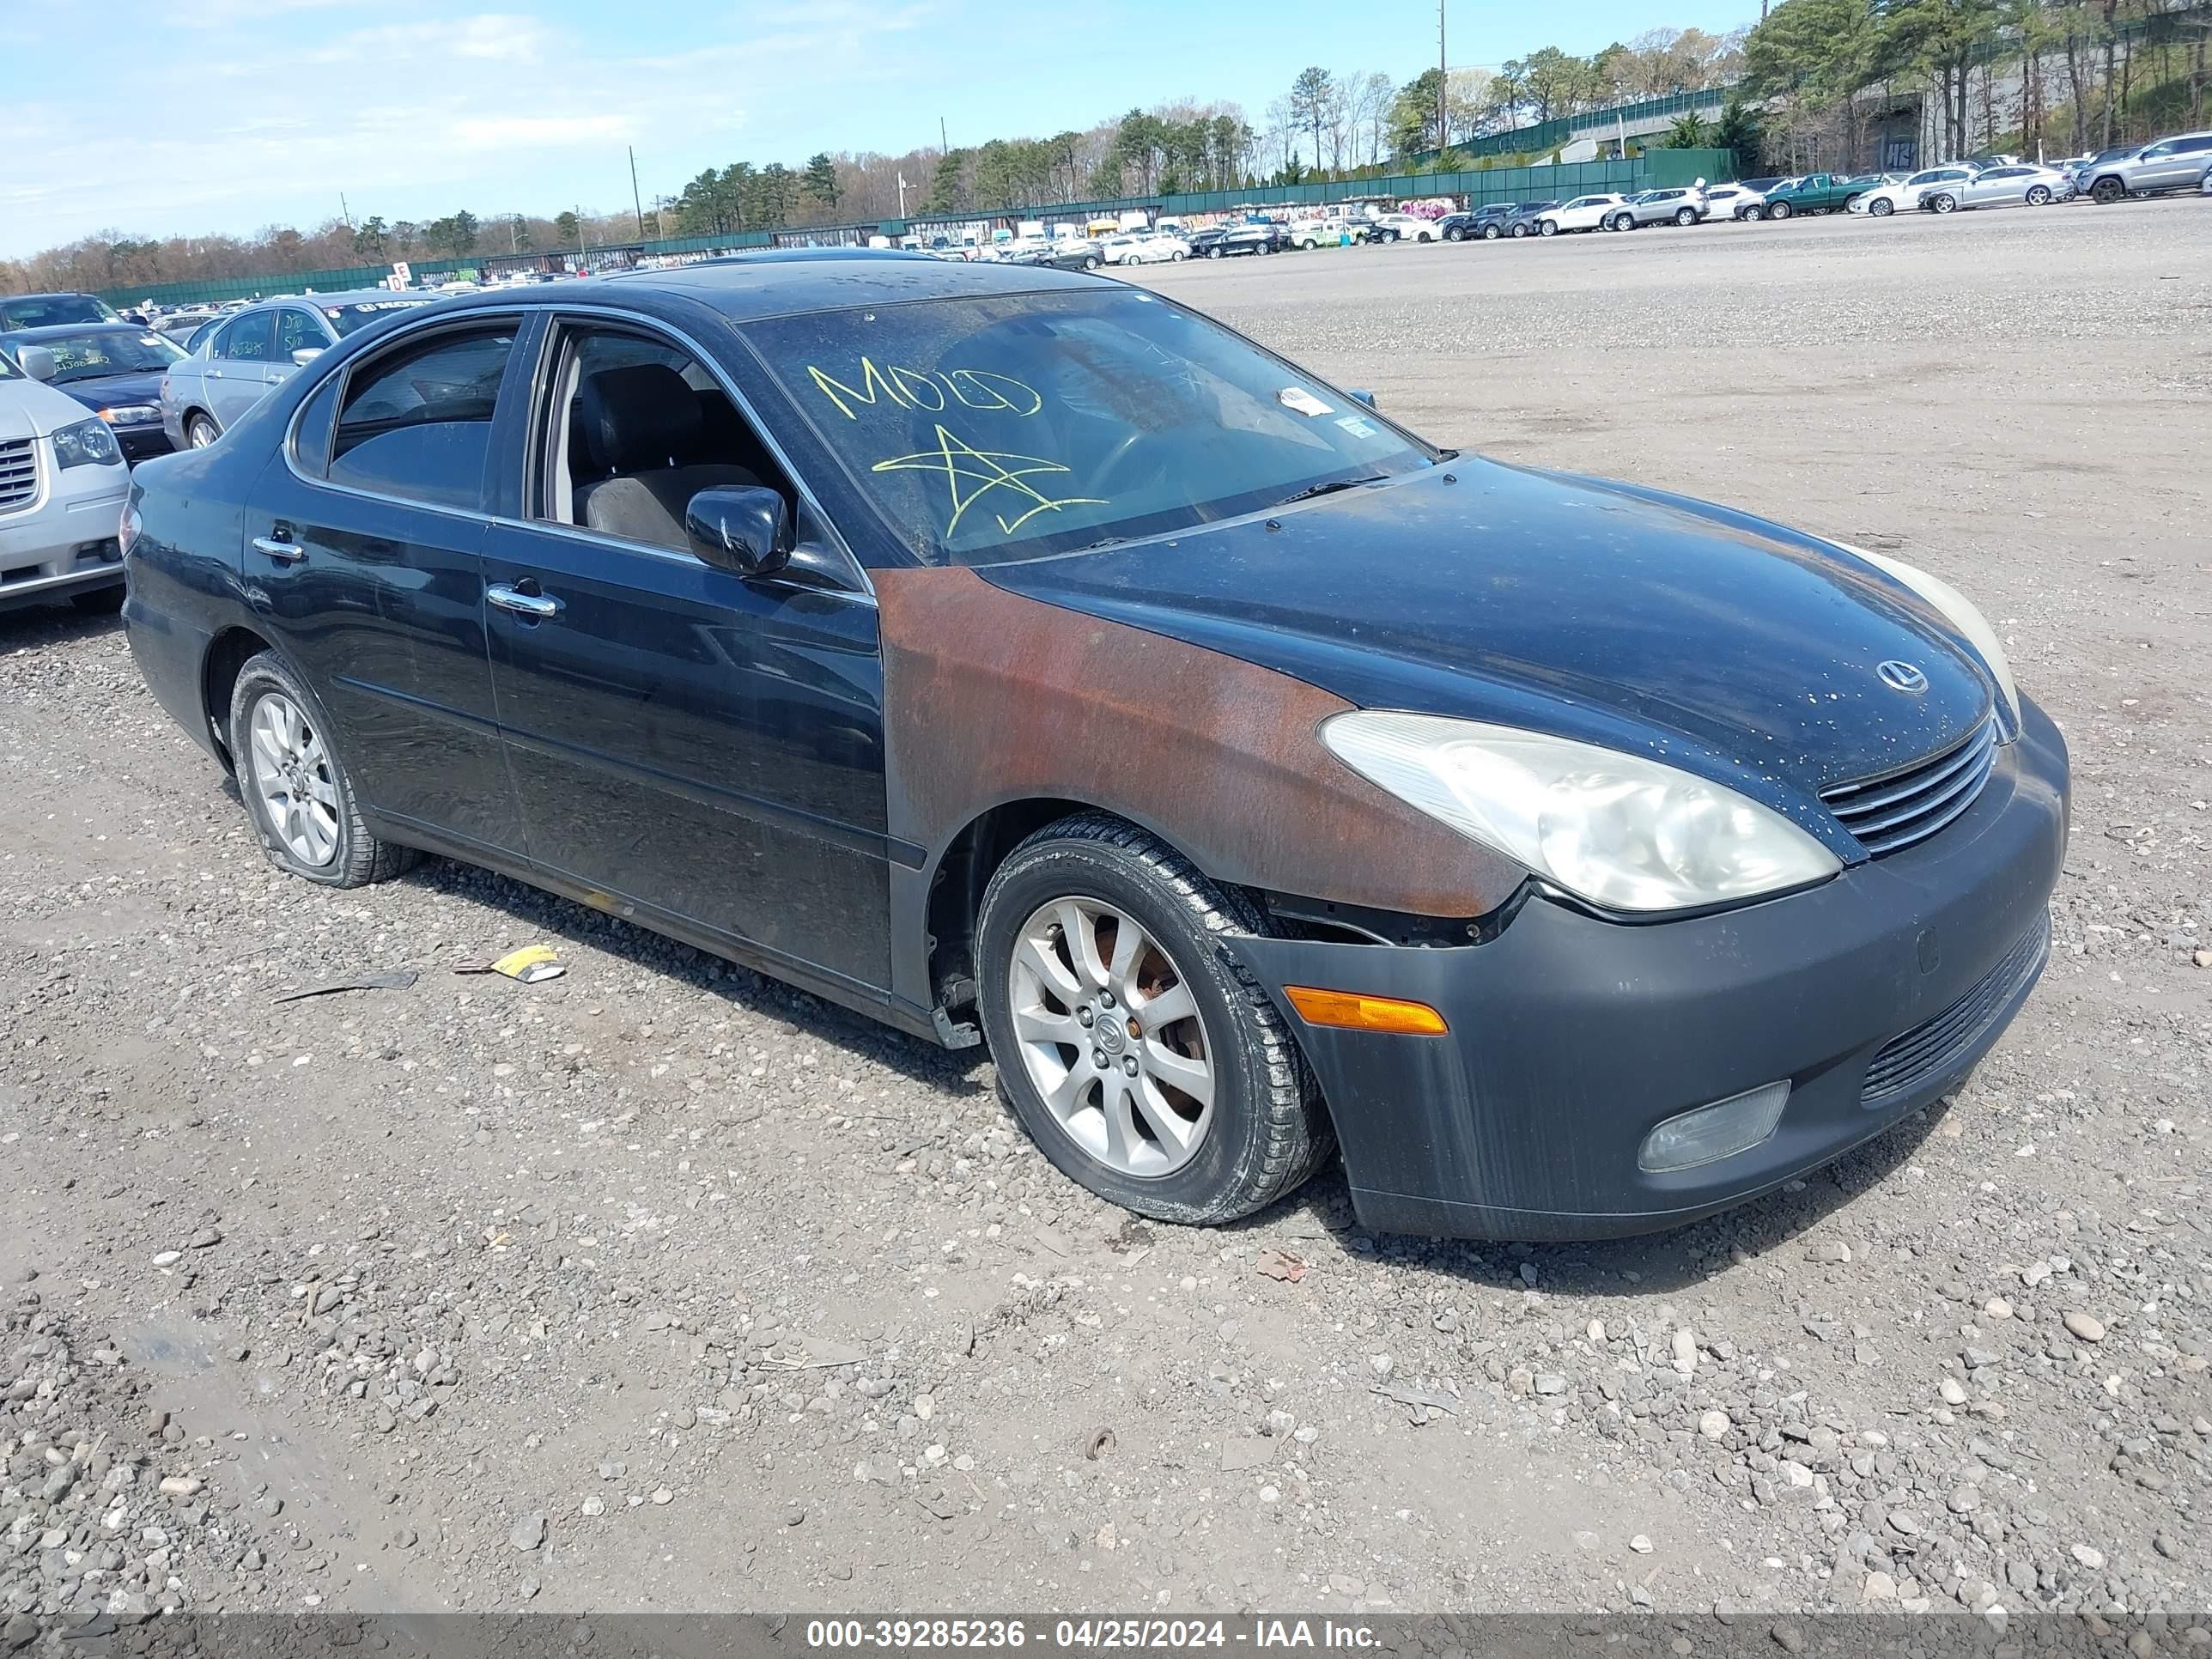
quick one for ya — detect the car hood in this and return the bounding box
[0,377,113,440]
[50,368,167,411]
[980,461,1996,850]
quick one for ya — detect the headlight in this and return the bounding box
[52,417,122,470]
[1321,712,1840,915]
[1836,544,2021,739]
[97,404,161,426]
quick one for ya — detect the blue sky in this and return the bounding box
[4,0,1752,258]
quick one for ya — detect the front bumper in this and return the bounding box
[1231,696,2070,1240]
[0,463,130,612]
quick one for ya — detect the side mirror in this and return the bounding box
[686,484,792,578]
[1347,388,1378,410]
[18,345,57,382]
[290,347,324,368]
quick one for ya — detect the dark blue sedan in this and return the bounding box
[3,322,186,462]
[115,252,2067,1241]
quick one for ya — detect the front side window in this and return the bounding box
[272,308,330,358]
[745,288,1437,568]
[537,325,791,554]
[220,312,276,362]
[326,325,516,512]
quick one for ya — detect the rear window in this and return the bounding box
[1,295,119,331]
[326,325,516,512]
[322,299,437,337]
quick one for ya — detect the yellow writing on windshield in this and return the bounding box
[872,425,1105,538]
[809,360,1042,422]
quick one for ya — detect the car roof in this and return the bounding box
[543,249,1097,321]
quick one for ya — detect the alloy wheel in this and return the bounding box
[2027,185,2051,205]
[247,691,339,867]
[1871,198,1893,216]
[1006,896,1215,1178]
[187,416,217,448]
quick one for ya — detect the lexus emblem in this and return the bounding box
[1877,659,1929,693]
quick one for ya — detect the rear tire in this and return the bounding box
[1483,223,1501,240]
[976,813,1332,1228]
[1742,204,1766,221]
[2026,185,2052,206]
[185,412,219,448]
[1511,222,1531,238]
[1539,220,1559,236]
[1445,226,1465,241]
[228,651,418,888]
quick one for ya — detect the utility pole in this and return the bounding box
[1437,0,1449,150]
[940,116,949,155]
[339,191,353,232]
[576,205,587,268]
[629,147,646,239]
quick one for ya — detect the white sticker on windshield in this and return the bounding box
[1335,415,1377,439]
[1277,387,1332,417]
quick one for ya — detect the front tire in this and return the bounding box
[1929,192,1958,214]
[228,651,416,888]
[1869,197,1894,216]
[1483,223,1501,240]
[1674,206,1698,226]
[1767,199,1792,220]
[2092,176,2124,204]
[1511,222,1531,238]
[1539,220,1559,237]
[976,814,1332,1227]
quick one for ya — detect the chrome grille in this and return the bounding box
[1863,913,2049,1103]
[0,438,35,513]
[1821,718,1998,857]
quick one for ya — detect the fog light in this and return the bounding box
[1638,1080,1790,1173]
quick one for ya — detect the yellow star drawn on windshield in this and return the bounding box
[872,424,1107,538]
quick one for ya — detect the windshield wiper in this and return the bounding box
[1273,475,1389,507]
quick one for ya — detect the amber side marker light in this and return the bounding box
[1282,987,1449,1036]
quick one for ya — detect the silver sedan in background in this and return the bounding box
[159,289,433,448]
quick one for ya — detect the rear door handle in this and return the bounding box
[252,536,305,564]
[487,583,562,620]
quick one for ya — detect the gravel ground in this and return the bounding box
[2,201,2208,1631]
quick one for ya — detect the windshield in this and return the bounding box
[1,295,121,331]
[744,289,1437,567]
[0,349,17,380]
[33,329,186,380]
[323,298,435,337]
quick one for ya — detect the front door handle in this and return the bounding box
[487,582,562,620]
[252,535,305,564]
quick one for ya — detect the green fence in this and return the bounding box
[1406,86,1735,166]
[100,149,1740,307]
